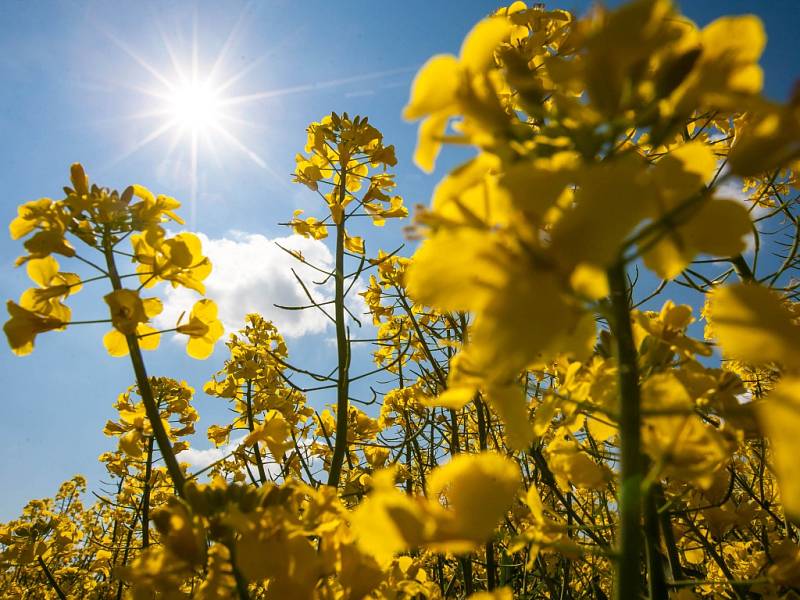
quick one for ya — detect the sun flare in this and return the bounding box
[168,80,222,132]
[104,10,412,228]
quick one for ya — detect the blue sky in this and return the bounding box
[0,0,797,520]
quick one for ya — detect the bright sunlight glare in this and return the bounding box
[103,6,414,228]
[168,81,222,132]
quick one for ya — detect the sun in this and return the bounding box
[168,80,222,132]
[102,9,414,228]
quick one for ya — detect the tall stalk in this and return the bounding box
[327,168,351,487]
[244,379,268,485]
[607,261,643,599]
[141,434,154,548]
[102,226,186,496]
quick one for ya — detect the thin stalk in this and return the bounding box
[115,497,143,600]
[38,556,67,599]
[226,540,251,600]
[476,396,497,590]
[654,483,683,585]
[102,227,186,496]
[327,172,351,488]
[141,435,154,548]
[644,485,669,599]
[607,261,644,600]
[244,380,268,485]
[459,556,474,596]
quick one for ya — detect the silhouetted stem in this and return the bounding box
[102,227,186,496]
[327,171,351,487]
[141,435,154,548]
[244,380,268,485]
[38,556,67,600]
[608,261,643,600]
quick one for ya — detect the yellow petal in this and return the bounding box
[103,329,129,357]
[131,184,156,203]
[757,377,800,520]
[351,469,433,564]
[26,256,59,288]
[406,229,494,312]
[468,589,514,600]
[142,297,164,319]
[706,284,800,368]
[186,336,214,360]
[486,382,533,451]
[344,231,365,254]
[428,452,520,547]
[459,17,513,74]
[403,55,460,121]
[136,323,160,352]
[432,385,477,410]
[119,429,143,459]
[700,15,765,94]
[642,199,752,280]
[570,263,609,300]
[413,112,450,173]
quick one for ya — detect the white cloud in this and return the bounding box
[716,179,763,255]
[178,434,318,481]
[154,231,341,338]
[716,179,749,203]
[178,435,244,471]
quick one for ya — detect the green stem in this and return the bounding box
[115,497,143,600]
[644,483,669,599]
[102,227,186,496]
[38,556,67,600]
[327,173,351,488]
[459,556,474,596]
[654,483,684,586]
[731,255,754,282]
[244,379,268,485]
[607,261,644,600]
[226,540,251,600]
[476,396,497,590]
[141,435,154,548]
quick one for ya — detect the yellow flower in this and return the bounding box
[352,453,520,561]
[177,299,224,359]
[18,256,81,322]
[242,410,292,463]
[129,184,185,228]
[404,17,514,171]
[132,229,212,294]
[9,198,74,265]
[706,283,800,368]
[289,209,328,240]
[104,289,148,335]
[3,300,67,356]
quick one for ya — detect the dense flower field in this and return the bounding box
[2,1,800,598]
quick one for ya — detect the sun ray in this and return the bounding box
[207,3,256,84]
[91,107,173,127]
[98,9,415,228]
[103,118,180,172]
[190,128,199,228]
[218,66,416,107]
[215,25,306,95]
[208,121,293,192]
[100,28,175,93]
[201,127,224,171]
[209,121,266,169]
[216,112,269,130]
[155,18,189,87]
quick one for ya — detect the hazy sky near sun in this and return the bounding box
[0,0,798,520]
